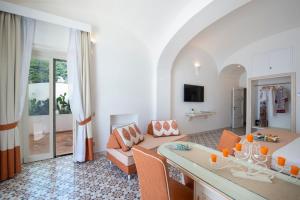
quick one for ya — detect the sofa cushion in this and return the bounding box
[152,120,180,137]
[106,133,121,149]
[107,134,188,167]
[114,123,144,152]
[107,148,135,166]
[139,133,186,149]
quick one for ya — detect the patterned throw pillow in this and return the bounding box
[113,123,144,152]
[151,120,180,137]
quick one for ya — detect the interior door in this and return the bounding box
[232,88,245,128]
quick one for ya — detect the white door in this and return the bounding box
[232,88,245,128]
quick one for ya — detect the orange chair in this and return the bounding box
[217,130,241,155]
[132,146,193,200]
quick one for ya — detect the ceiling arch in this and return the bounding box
[155,0,250,119]
[219,64,246,78]
[189,0,300,73]
[3,0,212,61]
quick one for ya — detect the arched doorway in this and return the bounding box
[219,64,247,132]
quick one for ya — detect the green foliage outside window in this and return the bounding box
[28,94,72,116]
[29,59,68,83]
[56,93,71,114]
[55,60,68,82]
[29,59,49,83]
[29,98,49,115]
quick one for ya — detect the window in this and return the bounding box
[28,58,50,115]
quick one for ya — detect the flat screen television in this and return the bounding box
[184,84,204,102]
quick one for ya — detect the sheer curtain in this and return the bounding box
[0,12,35,181]
[67,29,94,162]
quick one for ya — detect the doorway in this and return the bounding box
[247,73,296,133]
[23,51,73,163]
[232,88,247,128]
[219,64,247,133]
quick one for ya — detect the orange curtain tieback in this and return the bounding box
[0,121,18,131]
[78,113,95,126]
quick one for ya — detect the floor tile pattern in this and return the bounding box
[0,127,245,200]
[189,127,245,149]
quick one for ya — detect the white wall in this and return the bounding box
[239,72,247,88]
[171,46,240,134]
[223,27,300,132]
[34,20,69,52]
[93,24,154,151]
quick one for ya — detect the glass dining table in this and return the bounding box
[158,141,300,200]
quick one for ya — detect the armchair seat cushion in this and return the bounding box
[138,133,187,149]
[107,148,135,167]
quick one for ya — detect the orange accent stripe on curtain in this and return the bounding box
[85,138,94,161]
[0,122,18,131]
[0,146,21,181]
[79,116,92,126]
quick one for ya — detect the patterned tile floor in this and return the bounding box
[189,127,246,149]
[0,127,245,200]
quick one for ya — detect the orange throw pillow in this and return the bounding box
[151,120,179,137]
[147,122,154,135]
[106,133,121,149]
[113,123,144,152]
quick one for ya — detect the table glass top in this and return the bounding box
[158,141,300,200]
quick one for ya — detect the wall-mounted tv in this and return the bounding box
[184,84,204,102]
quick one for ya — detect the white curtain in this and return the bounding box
[18,17,36,118]
[0,12,35,181]
[67,29,93,162]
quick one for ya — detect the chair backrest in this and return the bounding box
[132,146,171,200]
[217,130,241,155]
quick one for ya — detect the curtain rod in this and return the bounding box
[0,1,91,32]
[255,82,291,87]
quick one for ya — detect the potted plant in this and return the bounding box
[56,93,71,114]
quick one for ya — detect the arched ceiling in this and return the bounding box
[4,0,213,60]
[5,0,299,70]
[220,64,246,78]
[188,0,300,70]
[155,0,249,119]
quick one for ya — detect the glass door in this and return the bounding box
[23,54,73,163]
[24,56,54,163]
[54,59,73,156]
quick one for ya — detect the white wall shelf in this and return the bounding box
[185,111,216,121]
